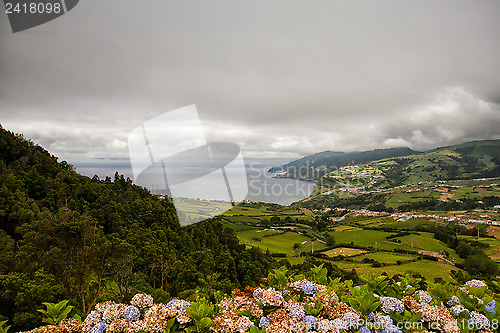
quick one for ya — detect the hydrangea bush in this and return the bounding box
[26,265,499,333]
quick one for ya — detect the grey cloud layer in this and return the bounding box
[1,0,499,161]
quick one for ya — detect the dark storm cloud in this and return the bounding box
[1,0,500,161]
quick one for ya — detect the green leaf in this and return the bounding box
[199,317,214,329]
[249,326,262,333]
[0,320,11,333]
[37,300,73,325]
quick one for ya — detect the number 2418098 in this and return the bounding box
[5,2,62,14]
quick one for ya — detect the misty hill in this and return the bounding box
[268,147,416,179]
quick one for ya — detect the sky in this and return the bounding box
[1,0,500,165]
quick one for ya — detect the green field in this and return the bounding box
[222,198,496,282]
[385,190,439,209]
[224,215,261,224]
[397,232,456,253]
[354,251,415,264]
[241,231,323,256]
[329,229,414,251]
[331,225,363,232]
[336,259,457,283]
[174,198,232,220]
[323,247,366,257]
[222,204,316,223]
[238,229,282,240]
[221,221,258,232]
[382,217,434,230]
[459,235,500,260]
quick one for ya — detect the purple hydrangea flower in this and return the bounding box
[259,317,269,328]
[465,280,487,288]
[380,297,404,314]
[303,315,316,330]
[446,296,461,307]
[288,303,306,320]
[403,284,412,293]
[367,312,375,322]
[90,321,107,333]
[469,311,490,330]
[414,290,432,304]
[486,300,496,315]
[85,311,102,326]
[301,281,318,295]
[374,314,393,329]
[123,306,140,322]
[166,299,179,307]
[450,305,468,316]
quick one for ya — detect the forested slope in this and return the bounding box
[0,125,277,331]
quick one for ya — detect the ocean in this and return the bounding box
[72,157,316,206]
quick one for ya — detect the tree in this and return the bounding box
[326,235,336,247]
[455,241,473,259]
[464,253,499,278]
[17,209,111,315]
[270,216,281,225]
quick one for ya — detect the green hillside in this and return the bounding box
[268,147,416,179]
[311,140,500,196]
[370,140,500,188]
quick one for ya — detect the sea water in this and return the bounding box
[72,158,316,206]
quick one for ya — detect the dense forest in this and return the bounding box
[0,125,280,331]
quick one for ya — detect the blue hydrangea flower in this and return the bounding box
[420,302,429,306]
[465,280,487,288]
[288,303,306,320]
[450,305,468,316]
[486,300,496,315]
[403,284,412,293]
[469,311,490,330]
[259,317,269,328]
[360,327,371,333]
[342,312,361,329]
[380,297,404,314]
[85,310,102,326]
[166,299,179,307]
[303,315,316,330]
[253,287,264,298]
[90,321,107,333]
[177,300,191,310]
[301,281,318,295]
[123,306,140,322]
[446,296,461,307]
[374,314,393,329]
[367,312,375,322]
[414,290,432,304]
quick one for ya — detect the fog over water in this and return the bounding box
[73,158,316,205]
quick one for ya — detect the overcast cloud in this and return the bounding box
[1,0,500,163]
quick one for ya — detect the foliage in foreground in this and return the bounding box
[14,265,500,333]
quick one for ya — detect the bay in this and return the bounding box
[71,157,316,206]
